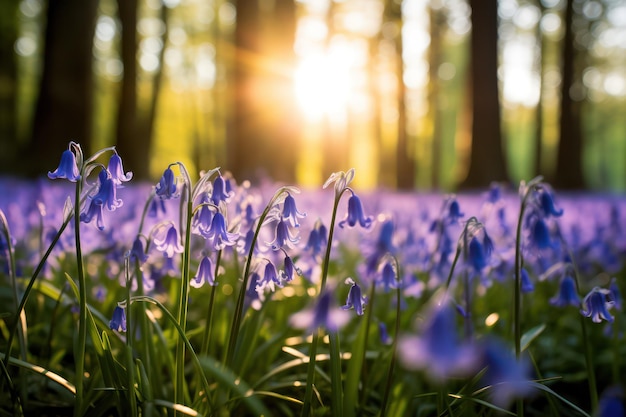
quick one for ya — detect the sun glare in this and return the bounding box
[294,45,354,120]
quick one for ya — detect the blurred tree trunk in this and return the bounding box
[229,0,299,184]
[427,5,444,189]
[554,0,585,189]
[460,0,509,189]
[532,0,546,179]
[0,0,19,174]
[29,0,99,175]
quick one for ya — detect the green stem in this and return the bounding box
[200,250,222,358]
[125,257,138,416]
[73,170,87,417]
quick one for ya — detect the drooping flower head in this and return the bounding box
[191,255,217,288]
[268,218,300,250]
[154,224,184,258]
[107,152,133,186]
[109,305,127,332]
[80,199,106,230]
[210,174,234,205]
[550,274,580,307]
[282,192,306,228]
[48,143,81,182]
[129,236,148,264]
[91,169,123,211]
[205,211,238,251]
[342,278,367,316]
[304,219,327,258]
[155,166,179,200]
[581,286,614,323]
[339,191,372,229]
[290,289,350,333]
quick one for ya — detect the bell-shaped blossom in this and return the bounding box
[48,149,81,182]
[210,175,234,205]
[281,254,299,282]
[268,218,300,250]
[282,193,306,228]
[530,218,553,250]
[342,278,367,316]
[148,197,166,218]
[521,268,535,293]
[377,261,398,293]
[80,200,105,230]
[109,306,127,332]
[92,169,123,211]
[205,212,238,250]
[154,225,184,258]
[398,298,477,381]
[581,287,614,323]
[304,220,327,258]
[539,189,563,217]
[191,255,217,288]
[446,198,464,223]
[339,192,372,229]
[192,194,214,238]
[468,236,487,273]
[155,167,178,200]
[107,152,132,186]
[550,275,580,307]
[129,236,148,264]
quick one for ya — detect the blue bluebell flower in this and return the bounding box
[598,386,625,417]
[148,197,166,218]
[109,306,127,332]
[290,290,350,333]
[48,148,81,182]
[521,268,535,293]
[281,254,299,282]
[282,193,306,228]
[339,192,372,229]
[550,275,580,307]
[191,255,217,288]
[92,169,122,211]
[192,194,214,238]
[80,200,105,230]
[269,218,300,250]
[342,278,367,316]
[304,220,327,258]
[107,152,132,186]
[154,224,184,258]
[129,236,148,264]
[378,322,392,345]
[581,287,614,323]
[468,236,487,273]
[539,188,563,217]
[210,175,233,205]
[205,212,238,250]
[446,198,464,223]
[377,261,398,293]
[530,218,553,250]
[398,298,477,381]
[256,259,283,292]
[155,167,178,199]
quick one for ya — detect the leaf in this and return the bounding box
[521,324,546,352]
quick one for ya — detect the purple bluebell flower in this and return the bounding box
[205,212,238,250]
[192,194,214,238]
[80,200,105,230]
[539,188,563,217]
[210,175,233,205]
[378,261,398,293]
[304,220,327,258]
[155,167,178,200]
[107,152,132,186]
[398,298,477,381]
[129,236,148,264]
[154,225,184,258]
[109,306,127,332]
[148,197,166,218]
[342,278,367,316]
[550,275,580,307]
[521,268,534,293]
[282,193,306,227]
[48,148,81,182]
[446,198,464,223]
[191,255,217,288]
[290,290,349,332]
[530,218,553,250]
[92,169,123,211]
[269,218,300,250]
[281,254,299,282]
[256,259,283,292]
[581,287,614,323]
[468,236,487,273]
[339,192,372,229]
[478,338,533,408]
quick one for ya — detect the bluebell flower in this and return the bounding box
[282,193,306,228]
[48,149,81,182]
[191,255,217,288]
[342,278,367,316]
[268,218,299,250]
[446,198,464,223]
[339,192,372,229]
[398,298,477,381]
[478,338,533,408]
[192,194,214,238]
[539,188,563,217]
[378,322,392,345]
[80,200,105,230]
[609,278,622,310]
[210,175,233,205]
[281,254,299,282]
[378,261,398,293]
[107,152,132,186]
[550,275,580,307]
[205,212,238,250]
[155,167,178,199]
[598,386,625,417]
[304,220,327,258]
[468,236,487,273]
[581,287,614,323]
[129,236,148,264]
[148,196,166,218]
[530,218,553,250]
[109,306,127,332]
[521,268,535,293]
[256,259,283,292]
[92,169,122,211]
[154,224,184,258]
[290,290,350,333]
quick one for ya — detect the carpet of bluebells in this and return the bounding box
[1,142,625,417]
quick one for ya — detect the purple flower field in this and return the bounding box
[1,144,625,416]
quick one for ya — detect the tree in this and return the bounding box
[0,0,19,174]
[29,0,99,175]
[460,0,509,189]
[553,0,585,189]
[228,0,299,184]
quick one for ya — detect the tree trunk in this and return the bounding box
[460,0,508,189]
[30,0,99,175]
[554,0,585,189]
[0,0,19,174]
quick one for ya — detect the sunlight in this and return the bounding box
[294,43,354,120]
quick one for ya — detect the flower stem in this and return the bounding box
[73,171,87,417]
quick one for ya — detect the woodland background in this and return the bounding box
[0,0,624,191]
